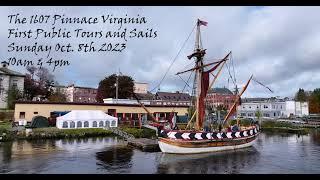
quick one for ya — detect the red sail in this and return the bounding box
[197,60,225,129]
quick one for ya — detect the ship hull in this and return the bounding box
[158,125,260,154]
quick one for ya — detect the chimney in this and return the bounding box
[1,61,8,68]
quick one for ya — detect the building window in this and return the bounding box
[12,80,18,89]
[105,121,110,127]
[280,105,282,109]
[84,121,89,127]
[249,106,251,109]
[108,109,116,117]
[92,121,97,127]
[274,112,276,117]
[77,121,82,128]
[34,112,38,115]
[241,113,246,117]
[264,113,270,117]
[62,121,68,128]
[111,120,116,127]
[99,121,104,127]
[70,121,75,128]
[19,112,25,119]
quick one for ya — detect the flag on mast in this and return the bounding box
[198,19,208,26]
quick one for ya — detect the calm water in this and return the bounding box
[0,130,320,174]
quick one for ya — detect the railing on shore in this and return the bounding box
[103,126,135,140]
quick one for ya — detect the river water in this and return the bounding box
[0,130,320,174]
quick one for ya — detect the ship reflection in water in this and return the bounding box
[156,147,260,174]
[96,146,134,173]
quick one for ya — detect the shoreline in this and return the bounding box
[0,126,156,142]
[261,127,309,135]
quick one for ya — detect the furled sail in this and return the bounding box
[197,59,226,129]
[223,75,253,124]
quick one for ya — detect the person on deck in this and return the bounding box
[218,124,222,132]
[227,126,232,132]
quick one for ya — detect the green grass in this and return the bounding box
[0,121,12,130]
[261,121,296,129]
[120,126,156,138]
[261,121,309,134]
[0,121,13,141]
[262,127,309,135]
[16,127,114,140]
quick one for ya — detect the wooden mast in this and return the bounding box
[195,19,204,131]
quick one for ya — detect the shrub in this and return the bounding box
[262,121,295,128]
[17,127,114,140]
[229,119,252,126]
[120,127,156,138]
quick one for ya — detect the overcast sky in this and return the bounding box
[1,6,319,98]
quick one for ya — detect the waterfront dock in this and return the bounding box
[127,138,160,152]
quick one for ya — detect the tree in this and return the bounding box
[309,88,320,113]
[6,87,23,110]
[24,74,39,100]
[295,88,307,102]
[255,110,262,119]
[255,110,262,125]
[96,74,134,103]
[24,66,55,100]
[48,87,67,102]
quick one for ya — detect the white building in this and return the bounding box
[237,97,309,119]
[284,101,309,118]
[56,110,118,129]
[134,82,149,94]
[0,62,25,109]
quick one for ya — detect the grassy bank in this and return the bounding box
[16,127,114,140]
[261,121,309,134]
[119,126,156,139]
[0,121,14,142]
[1,123,157,142]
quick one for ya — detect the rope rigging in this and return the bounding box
[177,71,193,92]
[150,24,197,92]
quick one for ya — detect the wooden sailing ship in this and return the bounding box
[155,19,260,154]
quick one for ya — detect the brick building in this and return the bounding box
[205,87,236,110]
[53,84,98,103]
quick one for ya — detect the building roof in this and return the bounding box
[156,91,191,101]
[134,82,149,84]
[57,110,117,121]
[15,101,189,107]
[74,86,97,90]
[0,67,25,77]
[208,87,233,95]
[241,97,286,103]
[55,84,97,90]
[135,92,155,100]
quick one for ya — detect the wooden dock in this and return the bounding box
[127,138,160,152]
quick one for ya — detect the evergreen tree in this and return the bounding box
[96,74,134,103]
[295,88,307,102]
